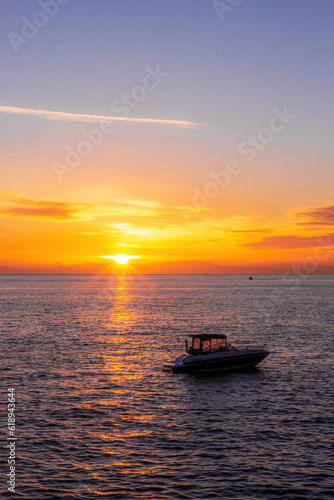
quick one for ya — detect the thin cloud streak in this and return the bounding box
[0,105,200,129]
[243,234,334,250]
[294,204,334,226]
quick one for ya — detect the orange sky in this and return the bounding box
[1,185,333,273]
[1,2,334,273]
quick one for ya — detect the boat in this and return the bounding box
[163,333,269,374]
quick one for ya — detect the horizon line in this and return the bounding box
[1,272,334,275]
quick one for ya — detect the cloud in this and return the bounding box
[243,203,334,249]
[244,234,334,250]
[293,204,334,226]
[0,105,200,129]
[113,198,162,209]
[228,229,273,233]
[0,192,115,221]
[0,193,176,222]
[0,197,86,220]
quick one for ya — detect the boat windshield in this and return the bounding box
[191,336,227,354]
[211,337,226,352]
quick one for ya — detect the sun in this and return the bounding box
[102,254,139,265]
[114,253,130,265]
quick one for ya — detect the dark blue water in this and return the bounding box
[1,274,333,499]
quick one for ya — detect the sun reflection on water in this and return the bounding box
[106,273,133,332]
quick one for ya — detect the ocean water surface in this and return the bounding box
[0,274,333,499]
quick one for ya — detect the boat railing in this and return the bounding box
[235,344,268,351]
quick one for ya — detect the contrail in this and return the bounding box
[0,105,200,129]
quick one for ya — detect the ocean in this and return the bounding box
[1,274,333,499]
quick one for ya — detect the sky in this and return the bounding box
[1,0,334,273]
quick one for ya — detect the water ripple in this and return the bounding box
[0,274,333,499]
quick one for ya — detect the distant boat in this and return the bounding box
[249,276,253,280]
[163,333,269,374]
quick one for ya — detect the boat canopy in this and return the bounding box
[189,334,227,339]
[188,334,227,354]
